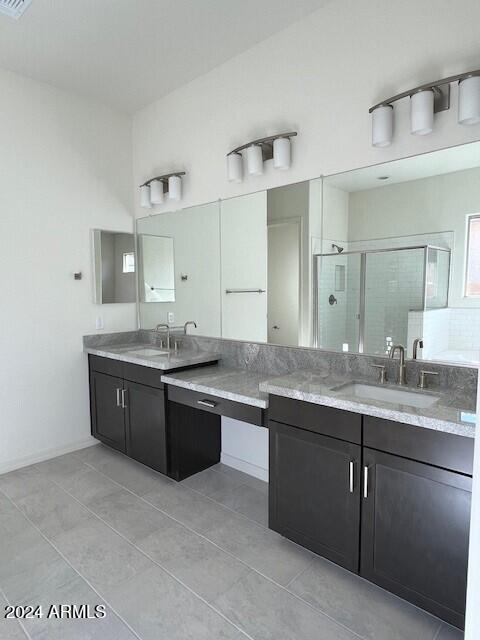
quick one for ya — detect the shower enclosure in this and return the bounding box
[313,245,450,356]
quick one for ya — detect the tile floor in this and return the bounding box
[0,444,464,640]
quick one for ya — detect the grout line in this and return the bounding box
[0,487,143,640]
[283,561,313,590]
[0,585,33,640]
[432,622,443,640]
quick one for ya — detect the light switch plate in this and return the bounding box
[167,312,174,324]
[96,316,104,330]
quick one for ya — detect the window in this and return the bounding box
[122,252,135,273]
[465,215,480,296]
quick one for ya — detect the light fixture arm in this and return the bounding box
[369,69,480,114]
[228,131,297,161]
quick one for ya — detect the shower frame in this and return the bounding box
[312,244,451,353]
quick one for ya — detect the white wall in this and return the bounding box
[0,68,135,473]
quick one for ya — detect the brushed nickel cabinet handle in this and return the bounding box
[349,461,354,493]
[363,466,369,499]
[197,399,217,408]
[116,388,121,407]
[121,389,127,409]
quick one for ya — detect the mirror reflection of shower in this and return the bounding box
[314,245,451,358]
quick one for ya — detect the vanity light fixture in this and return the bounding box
[370,68,480,147]
[139,171,186,208]
[226,131,297,182]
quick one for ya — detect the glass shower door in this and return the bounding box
[363,248,425,355]
[316,253,362,352]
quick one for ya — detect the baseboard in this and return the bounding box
[0,437,97,475]
[220,452,268,482]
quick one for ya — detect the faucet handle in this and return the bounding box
[418,370,439,389]
[371,364,387,384]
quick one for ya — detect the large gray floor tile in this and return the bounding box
[88,487,173,542]
[104,564,244,640]
[0,492,31,538]
[20,573,137,640]
[211,483,268,526]
[34,452,88,483]
[16,484,92,538]
[0,465,54,501]
[56,467,120,505]
[0,593,29,639]
[212,464,268,492]
[87,453,167,496]
[182,467,244,497]
[436,624,464,640]
[72,443,121,466]
[143,481,233,535]
[289,556,440,640]
[51,518,152,593]
[203,509,313,586]
[215,570,357,640]
[137,519,250,603]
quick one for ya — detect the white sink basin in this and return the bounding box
[333,382,440,409]
[126,347,169,357]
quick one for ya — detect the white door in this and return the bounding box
[268,220,300,345]
[221,191,268,341]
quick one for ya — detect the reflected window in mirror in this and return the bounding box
[465,214,480,296]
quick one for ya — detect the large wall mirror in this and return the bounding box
[136,140,480,366]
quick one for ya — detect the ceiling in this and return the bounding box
[325,141,480,192]
[0,0,331,113]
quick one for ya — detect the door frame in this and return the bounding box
[267,216,303,345]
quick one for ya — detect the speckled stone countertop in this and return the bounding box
[161,366,269,408]
[84,343,220,371]
[260,371,476,438]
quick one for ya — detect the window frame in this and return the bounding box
[122,251,135,274]
[464,213,480,297]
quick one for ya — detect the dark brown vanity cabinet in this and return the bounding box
[269,420,361,571]
[269,396,474,629]
[89,355,167,474]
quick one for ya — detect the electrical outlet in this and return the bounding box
[167,312,175,324]
[96,316,104,330]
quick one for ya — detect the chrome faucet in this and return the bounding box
[412,338,423,360]
[389,345,407,385]
[155,323,170,350]
[184,321,197,335]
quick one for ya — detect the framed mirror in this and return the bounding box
[92,229,136,304]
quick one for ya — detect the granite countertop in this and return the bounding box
[84,342,220,371]
[260,371,476,439]
[161,365,269,408]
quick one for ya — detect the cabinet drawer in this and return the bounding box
[268,395,361,444]
[89,354,123,378]
[123,362,164,389]
[167,385,264,427]
[364,416,474,476]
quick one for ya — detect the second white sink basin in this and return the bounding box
[333,382,440,409]
[126,347,169,357]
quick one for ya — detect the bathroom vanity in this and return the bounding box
[84,331,475,630]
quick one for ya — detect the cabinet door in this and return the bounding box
[361,448,471,629]
[89,371,126,452]
[124,382,167,475]
[269,420,361,572]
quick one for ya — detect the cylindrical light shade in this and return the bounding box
[227,153,243,182]
[140,184,152,208]
[371,105,393,147]
[247,144,264,176]
[458,76,480,125]
[150,179,164,205]
[168,175,182,201]
[273,137,291,170]
[410,89,434,135]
